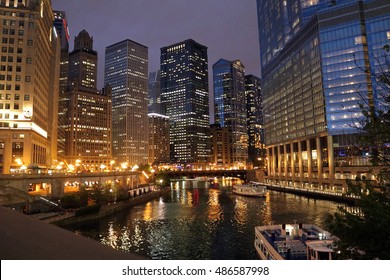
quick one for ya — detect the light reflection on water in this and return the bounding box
[69,179,343,260]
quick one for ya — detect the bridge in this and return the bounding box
[158,169,250,181]
[0,169,261,209]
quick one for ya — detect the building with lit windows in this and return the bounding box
[148,113,170,165]
[105,39,149,165]
[148,70,161,114]
[213,59,247,168]
[160,39,210,164]
[210,123,231,168]
[257,0,390,190]
[0,0,60,174]
[245,74,265,168]
[65,86,112,171]
[53,10,69,161]
[65,30,112,170]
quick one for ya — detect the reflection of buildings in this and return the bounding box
[160,39,210,164]
[256,0,390,190]
[213,59,248,168]
[0,0,60,174]
[105,39,149,165]
[65,30,112,170]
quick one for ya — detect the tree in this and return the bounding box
[326,46,390,259]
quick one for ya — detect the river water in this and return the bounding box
[65,179,343,260]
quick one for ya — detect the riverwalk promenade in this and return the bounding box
[0,187,170,260]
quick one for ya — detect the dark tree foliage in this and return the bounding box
[326,46,390,260]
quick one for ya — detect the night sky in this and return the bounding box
[51,0,261,90]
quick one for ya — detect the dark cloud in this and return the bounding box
[51,0,260,89]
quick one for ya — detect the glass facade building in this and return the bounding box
[53,10,69,162]
[213,59,248,167]
[257,0,390,190]
[245,74,265,168]
[160,39,210,164]
[105,39,149,165]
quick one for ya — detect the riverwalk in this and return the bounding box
[0,187,170,260]
[264,183,358,204]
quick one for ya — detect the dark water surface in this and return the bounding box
[65,179,342,260]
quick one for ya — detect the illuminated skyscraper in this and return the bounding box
[245,74,264,168]
[53,10,70,161]
[160,39,210,164]
[148,70,161,114]
[65,30,112,170]
[105,39,149,165]
[213,59,247,168]
[0,0,60,174]
[148,113,170,165]
[257,0,390,190]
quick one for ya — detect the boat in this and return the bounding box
[232,182,268,197]
[254,223,337,260]
[208,177,219,189]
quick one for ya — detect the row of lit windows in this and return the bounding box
[0,93,29,100]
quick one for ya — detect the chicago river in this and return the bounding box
[64,179,343,260]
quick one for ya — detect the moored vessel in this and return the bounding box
[232,182,268,197]
[254,223,336,260]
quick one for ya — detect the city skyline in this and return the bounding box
[51,0,261,90]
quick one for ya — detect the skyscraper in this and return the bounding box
[0,0,60,174]
[65,30,112,170]
[257,0,390,190]
[160,39,210,164]
[53,10,70,161]
[148,70,161,114]
[68,29,97,90]
[213,59,248,168]
[148,113,170,165]
[245,74,264,168]
[105,39,149,165]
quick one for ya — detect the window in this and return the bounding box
[16,57,22,63]
[25,76,30,82]
[5,104,10,109]
[18,30,24,36]
[0,104,3,109]
[14,103,19,109]
[24,94,29,101]
[1,47,6,53]
[27,39,33,46]
[15,75,21,81]
[15,85,20,91]
[14,94,20,100]
[28,22,34,28]
[2,38,7,44]
[26,57,32,64]
[6,94,11,100]
[17,48,22,54]
[16,66,21,72]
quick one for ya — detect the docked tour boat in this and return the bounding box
[232,182,268,197]
[254,223,337,260]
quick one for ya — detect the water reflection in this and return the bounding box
[67,179,343,260]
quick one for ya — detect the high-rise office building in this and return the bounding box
[148,113,170,165]
[210,123,231,168]
[245,74,265,168]
[0,0,60,174]
[213,59,248,168]
[53,10,70,161]
[148,70,161,114]
[68,29,97,90]
[160,39,210,164]
[105,39,148,165]
[65,30,112,170]
[257,0,390,190]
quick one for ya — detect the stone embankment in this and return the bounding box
[51,187,170,226]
